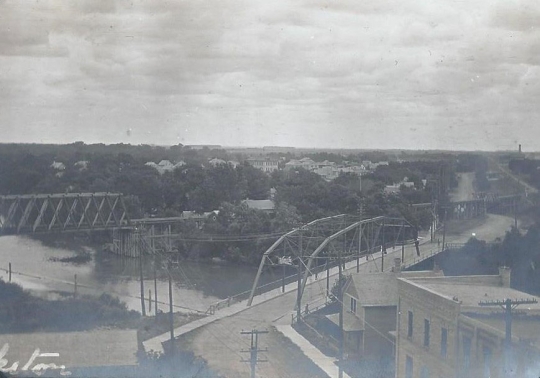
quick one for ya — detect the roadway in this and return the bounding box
[451,172,475,202]
[145,213,517,378]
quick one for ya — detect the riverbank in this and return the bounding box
[0,279,140,334]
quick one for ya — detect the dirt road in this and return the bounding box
[451,172,475,202]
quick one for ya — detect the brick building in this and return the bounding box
[246,157,279,173]
[396,268,540,378]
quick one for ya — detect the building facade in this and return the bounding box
[247,157,279,173]
[396,270,540,378]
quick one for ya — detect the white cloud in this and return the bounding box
[0,0,539,150]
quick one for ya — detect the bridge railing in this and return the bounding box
[291,299,332,326]
[204,249,373,315]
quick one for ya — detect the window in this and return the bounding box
[407,311,413,338]
[350,297,357,313]
[405,355,413,378]
[441,328,448,358]
[420,366,429,378]
[424,319,430,347]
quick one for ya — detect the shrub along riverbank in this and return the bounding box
[0,280,140,334]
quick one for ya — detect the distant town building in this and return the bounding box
[313,165,339,181]
[50,161,66,171]
[384,177,416,194]
[50,161,66,177]
[395,268,540,378]
[284,157,317,171]
[145,160,186,174]
[208,158,227,167]
[285,157,367,181]
[186,145,223,150]
[247,157,279,173]
[227,160,240,168]
[486,171,501,181]
[262,146,296,153]
[206,158,239,168]
[242,199,275,213]
[73,160,89,171]
[362,160,390,170]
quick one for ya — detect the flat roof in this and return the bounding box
[405,276,540,312]
[348,270,443,307]
[326,312,364,332]
[463,314,540,348]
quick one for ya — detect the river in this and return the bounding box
[0,235,283,314]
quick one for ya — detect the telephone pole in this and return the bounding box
[241,329,268,378]
[478,297,538,377]
[138,231,146,317]
[338,247,344,378]
[357,200,363,273]
[296,230,303,324]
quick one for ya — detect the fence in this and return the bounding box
[204,249,369,315]
[291,298,332,325]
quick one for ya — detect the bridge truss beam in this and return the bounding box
[0,193,130,235]
[247,214,414,306]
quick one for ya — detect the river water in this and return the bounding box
[0,235,282,314]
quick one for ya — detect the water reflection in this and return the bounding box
[0,235,282,313]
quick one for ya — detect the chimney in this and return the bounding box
[499,266,511,287]
[519,144,522,153]
[394,258,402,273]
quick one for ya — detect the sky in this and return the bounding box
[0,0,539,151]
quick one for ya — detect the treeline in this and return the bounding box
[509,158,540,190]
[437,226,540,295]
[0,143,460,263]
[0,280,139,333]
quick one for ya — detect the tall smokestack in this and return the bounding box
[499,266,511,288]
[519,144,522,153]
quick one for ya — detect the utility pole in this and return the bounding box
[514,197,518,229]
[282,262,286,293]
[241,329,268,378]
[381,219,386,272]
[138,232,146,317]
[338,247,344,378]
[357,201,363,273]
[296,230,303,324]
[478,297,538,377]
[168,261,174,349]
[441,208,447,251]
[154,255,158,316]
[326,259,330,296]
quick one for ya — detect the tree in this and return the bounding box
[238,164,270,200]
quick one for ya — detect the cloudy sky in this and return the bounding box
[0,0,538,150]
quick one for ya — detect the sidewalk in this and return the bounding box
[275,324,352,378]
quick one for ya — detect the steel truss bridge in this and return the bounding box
[248,214,416,306]
[0,193,210,256]
[443,193,524,221]
[0,193,130,235]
